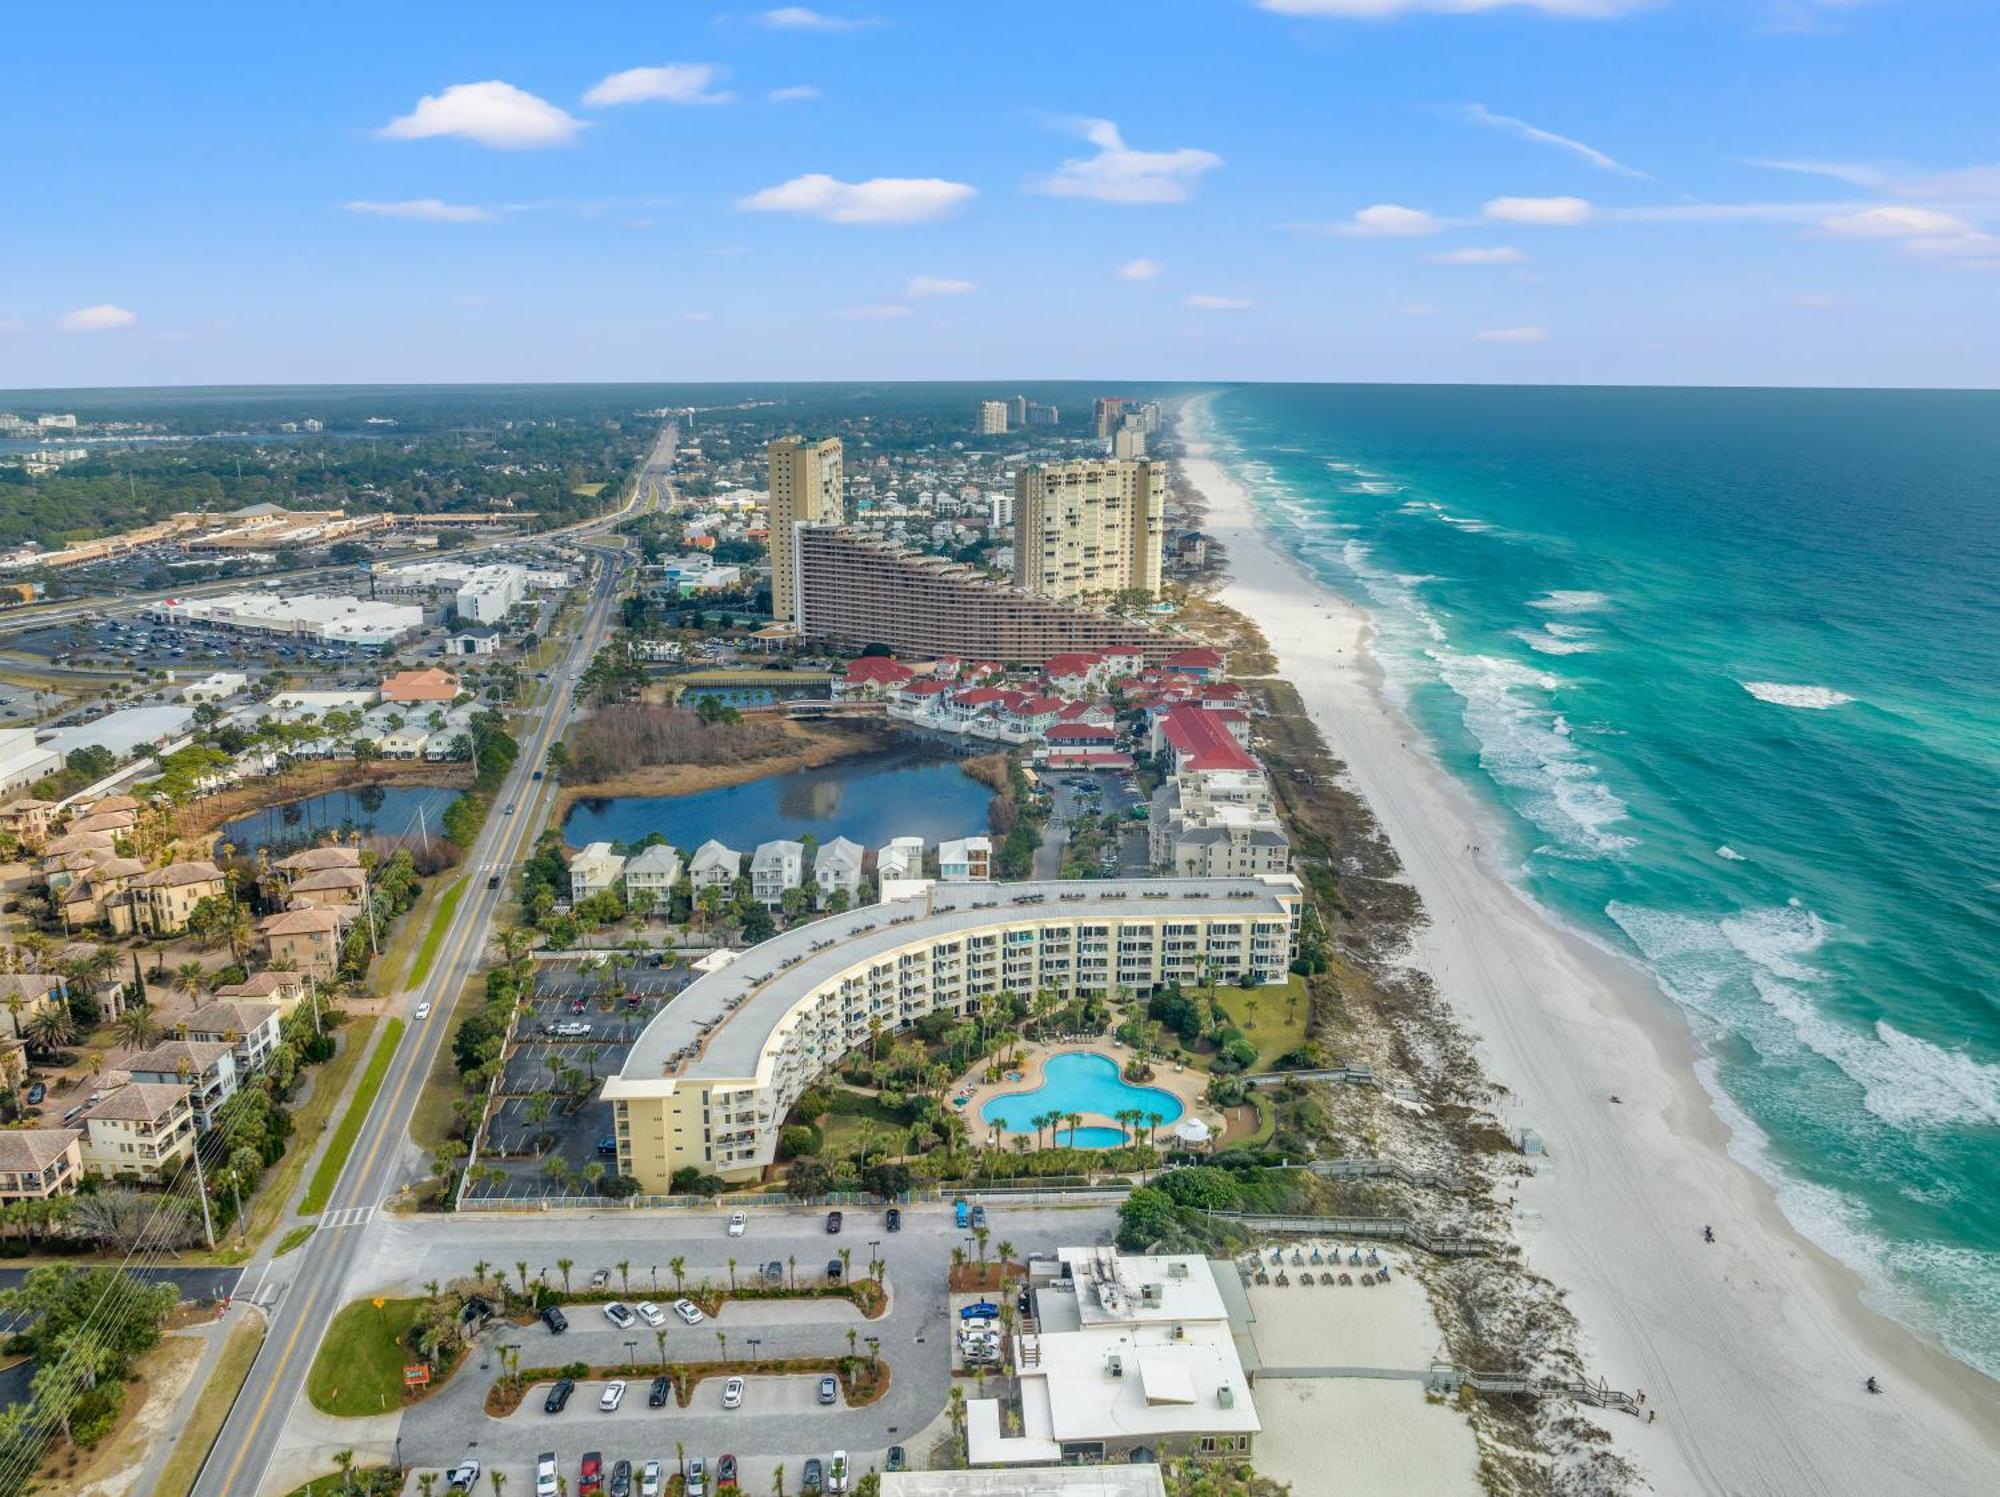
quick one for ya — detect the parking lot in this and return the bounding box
[1038,769,1151,878]
[464,959,691,1200]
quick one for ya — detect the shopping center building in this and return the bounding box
[604,875,1303,1190]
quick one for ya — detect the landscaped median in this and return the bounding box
[484,1352,890,1417]
[306,1296,454,1417]
[300,1018,405,1217]
[404,877,465,988]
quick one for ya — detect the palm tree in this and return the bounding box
[617,1259,631,1295]
[715,1328,728,1361]
[489,1472,507,1497]
[557,1257,574,1293]
[472,1259,491,1288]
[670,1256,687,1294]
[171,960,209,1001]
[838,1247,852,1282]
[113,1007,162,1051]
[655,1327,669,1370]
[865,1333,881,1369]
[974,1225,990,1264]
[332,1449,355,1495]
[995,1239,1015,1276]
[23,1005,78,1057]
[419,1473,438,1497]
[727,1256,737,1290]
[515,1260,530,1295]
[772,1463,785,1497]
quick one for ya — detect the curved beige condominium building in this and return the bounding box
[605,875,1303,1190]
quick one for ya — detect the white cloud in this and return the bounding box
[907,275,975,297]
[1819,205,1967,239]
[837,303,913,318]
[757,7,874,30]
[61,304,138,332]
[1475,324,1548,342]
[1186,294,1254,310]
[379,81,584,150]
[1322,203,1443,237]
[738,173,976,224]
[1116,257,1164,280]
[1609,200,1856,224]
[1791,293,1840,307]
[1399,303,1439,315]
[768,85,822,102]
[1260,0,1645,15]
[584,65,732,108]
[1463,104,1647,178]
[1428,245,1525,265]
[1030,119,1221,205]
[1484,195,1593,225]
[344,198,495,223]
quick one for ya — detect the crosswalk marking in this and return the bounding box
[323,1205,374,1229]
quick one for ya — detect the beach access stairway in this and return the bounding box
[1243,1062,1423,1104]
[1205,1208,1495,1259]
[1254,1363,1641,1415]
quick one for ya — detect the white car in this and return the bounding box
[673,1298,704,1325]
[446,1461,480,1492]
[727,1211,746,1237]
[722,1376,745,1409]
[413,1001,432,1020]
[598,1379,626,1412]
[536,1453,559,1497]
[636,1301,666,1328]
[828,1452,850,1494]
[603,1302,636,1330]
[639,1461,663,1497]
[686,1458,707,1497]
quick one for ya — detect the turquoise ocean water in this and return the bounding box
[1191,385,2000,1379]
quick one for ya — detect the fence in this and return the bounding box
[1255,1363,1640,1415]
[1302,1157,1460,1192]
[454,1181,1138,1213]
[1242,1065,1423,1104]
[1206,1209,1495,1258]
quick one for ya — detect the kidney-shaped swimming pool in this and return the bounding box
[980,1051,1184,1142]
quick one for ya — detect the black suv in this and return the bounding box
[826,1210,843,1233]
[648,1375,671,1408]
[543,1377,575,1414]
[885,1207,901,1232]
[542,1306,568,1334]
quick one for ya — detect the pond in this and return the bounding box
[561,739,995,852]
[221,783,462,857]
[981,1051,1184,1145]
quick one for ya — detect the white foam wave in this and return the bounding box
[1716,845,1746,861]
[1344,480,1400,495]
[1740,681,1856,710]
[1513,627,1597,656]
[1528,589,1611,614]
[1430,650,1634,855]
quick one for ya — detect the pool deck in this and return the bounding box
[956,1042,1225,1150]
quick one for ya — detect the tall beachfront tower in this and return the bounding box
[1015,458,1165,602]
[766,435,843,621]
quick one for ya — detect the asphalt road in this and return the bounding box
[189,463,651,1497]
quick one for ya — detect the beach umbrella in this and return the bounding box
[1174,1117,1214,1145]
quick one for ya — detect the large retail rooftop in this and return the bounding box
[613,875,1300,1087]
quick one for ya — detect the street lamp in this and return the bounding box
[747,1335,761,1365]
[625,1338,638,1371]
[651,1264,659,1292]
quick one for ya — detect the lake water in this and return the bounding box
[561,739,994,852]
[222,783,461,856]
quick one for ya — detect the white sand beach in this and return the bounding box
[1182,406,2000,1495]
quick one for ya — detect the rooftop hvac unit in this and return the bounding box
[1167,1261,1189,1279]
[1107,1355,1124,1378]
[1141,1282,1163,1305]
[1218,1387,1235,1408]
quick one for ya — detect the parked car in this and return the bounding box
[541,1306,568,1334]
[960,1301,1000,1320]
[825,1210,842,1233]
[886,1447,906,1473]
[828,1452,850,1494]
[826,1258,843,1284]
[579,1452,603,1495]
[728,1210,747,1237]
[543,1378,574,1414]
[537,1453,560,1497]
[597,1137,619,1157]
[817,1375,839,1406]
[765,1261,784,1285]
[639,1461,663,1497]
[590,1269,611,1289]
[647,1374,671,1408]
[603,1302,636,1330]
[636,1301,666,1328]
[609,1459,633,1497]
[954,1198,969,1228]
[801,1458,823,1492]
[971,1204,987,1229]
[686,1458,708,1497]
[598,1379,626,1412]
[674,1297,704,1325]
[447,1460,481,1491]
[722,1375,745,1408]
[884,1207,901,1232]
[716,1454,738,1488]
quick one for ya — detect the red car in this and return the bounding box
[580,1452,604,1495]
[717,1454,739,1489]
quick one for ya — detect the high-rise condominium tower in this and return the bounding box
[767,436,843,621]
[1015,458,1165,602]
[978,400,1009,435]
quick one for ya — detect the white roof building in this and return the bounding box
[750,839,805,905]
[688,840,741,890]
[969,1246,1260,1467]
[876,835,925,882]
[624,843,684,910]
[568,841,627,903]
[811,836,865,900]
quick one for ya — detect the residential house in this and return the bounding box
[79,1083,198,1183]
[750,839,805,906]
[1151,703,1258,774]
[835,656,916,700]
[125,1039,238,1127]
[0,1129,84,1203]
[379,667,461,704]
[568,842,627,903]
[1160,646,1227,682]
[875,836,925,882]
[57,855,145,927]
[938,835,993,882]
[688,840,741,893]
[811,837,865,902]
[212,970,309,1015]
[284,865,368,911]
[0,974,66,1039]
[181,1000,283,1074]
[258,907,346,977]
[0,798,59,850]
[107,861,228,937]
[623,843,683,913]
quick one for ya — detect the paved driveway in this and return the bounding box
[374,1200,1117,1484]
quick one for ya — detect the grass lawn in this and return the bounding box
[410,974,480,1152]
[404,878,465,989]
[305,1297,426,1417]
[300,1018,404,1216]
[816,1088,905,1157]
[272,1224,316,1258]
[220,1015,377,1259]
[1212,974,1311,1070]
[155,1319,265,1497]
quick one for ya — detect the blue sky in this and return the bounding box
[5,0,1997,388]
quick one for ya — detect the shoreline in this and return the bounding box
[184,760,474,843]
[1177,400,2000,1494]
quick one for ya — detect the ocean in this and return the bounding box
[1191,384,2000,1380]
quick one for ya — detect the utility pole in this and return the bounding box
[190,1125,216,1249]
